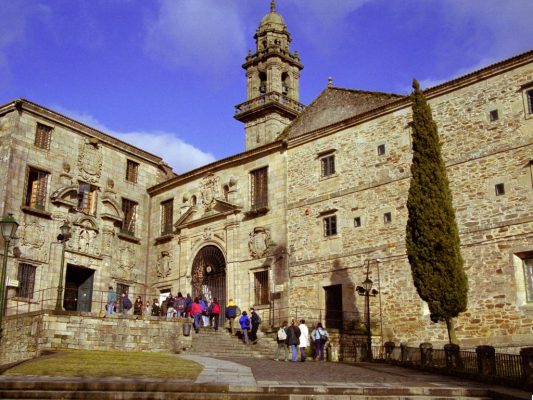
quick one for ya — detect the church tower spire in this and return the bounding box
[234,2,305,151]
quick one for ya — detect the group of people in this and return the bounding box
[274,319,329,362]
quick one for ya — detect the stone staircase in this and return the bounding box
[183,326,279,359]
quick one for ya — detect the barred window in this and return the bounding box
[524,258,533,302]
[321,155,335,177]
[77,183,98,216]
[527,90,533,115]
[17,263,37,299]
[254,270,269,305]
[34,123,52,150]
[24,167,49,210]
[126,160,139,183]
[117,283,130,313]
[121,198,138,236]
[323,215,337,237]
[251,167,268,209]
[161,199,174,236]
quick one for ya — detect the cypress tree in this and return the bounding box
[406,79,468,344]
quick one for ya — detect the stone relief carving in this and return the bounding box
[18,221,48,262]
[101,228,115,255]
[77,141,102,183]
[199,173,220,211]
[203,227,213,241]
[66,221,101,257]
[156,251,172,278]
[248,227,271,259]
[113,246,138,281]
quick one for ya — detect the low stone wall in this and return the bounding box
[0,310,192,365]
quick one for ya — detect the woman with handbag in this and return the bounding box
[311,322,329,361]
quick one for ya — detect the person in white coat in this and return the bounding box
[298,319,310,362]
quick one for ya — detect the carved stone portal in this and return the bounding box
[199,172,220,211]
[77,141,102,183]
[156,251,172,278]
[248,227,271,259]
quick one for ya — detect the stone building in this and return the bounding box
[1,1,533,350]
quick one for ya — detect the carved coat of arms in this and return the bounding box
[156,251,172,277]
[78,142,103,183]
[199,173,220,211]
[248,227,271,259]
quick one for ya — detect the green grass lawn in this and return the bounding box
[4,350,203,380]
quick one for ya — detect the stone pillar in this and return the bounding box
[354,342,366,362]
[400,342,407,364]
[520,347,533,391]
[328,342,339,362]
[419,342,433,367]
[476,345,496,375]
[444,343,464,370]
[384,341,395,361]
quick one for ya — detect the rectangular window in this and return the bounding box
[527,90,533,115]
[161,199,174,236]
[126,160,139,183]
[24,167,49,210]
[495,183,505,196]
[34,123,52,150]
[251,167,268,209]
[523,258,533,302]
[121,198,138,236]
[77,183,98,216]
[17,263,37,299]
[254,270,270,305]
[321,155,335,177]
[377,144,386,156]
[354,217,361,228]
[323,215,337,237]
[489,109,499,121]
[384,212,392,224]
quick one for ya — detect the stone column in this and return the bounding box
[419,342,433,367]
[444,343,464,370]
[384,341,395,361]
[354,342,366,362]
[476,345,496,375]
[520,347,533,391]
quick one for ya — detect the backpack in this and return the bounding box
[177,298,185,311]
[319,329,328,343]
[277,327,287,341]
[257,315,262,324]
[235,306,242,316]
[212,303,220,314]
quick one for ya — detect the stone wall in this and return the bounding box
[0,311,192,365]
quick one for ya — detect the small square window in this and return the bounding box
[126,160,139,183]
[323,215,337,237]
[489,110,499,121]
[354,217,361,228]
[384,212,392,224]
[321,155,335,177]
[495,183,505,196]
[377,144,386,156]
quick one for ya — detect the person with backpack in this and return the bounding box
[311,322,329,361]
[198,295,208,327]
[176,292,186,319]
[208,297,221,331]
[239,311,251,345]
[185,293,193,319]
[225,299,240,335]
[249,307,261,344]
[121,292,132,315]
[286,319,301,362]
[274,320,289,361]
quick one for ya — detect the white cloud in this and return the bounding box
[53,106,216,174]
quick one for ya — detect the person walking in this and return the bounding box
[286,319,301,362]
[250,307,261,344]
[133,296,143,316]
[208,297,221,331]
[225,299,239,335]
[106,286,117,314]
[121,292,132,315]
[298,319,310,362]
[166,294,176,318]
[198,295,208,327]
[191,297,203,333]
[274,321,289,361]
[239,311,251,345]
[311,322,329,361]
[185,293,193,319]
[176,292,186,319]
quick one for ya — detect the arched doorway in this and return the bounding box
[191,245,226,319]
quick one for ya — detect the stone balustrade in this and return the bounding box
[235,92,305,115]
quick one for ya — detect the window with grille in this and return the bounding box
[34,123,52,150]
[161,199,174,236]
[523,258,533,303]
[251,167,268,209]
[121,198,138,236]
[24,167,49,210]
[117,283,130,312]
[126,160,139,183]
[77,183,98,216]
[321,155,335,177]
[17,263,37,299]
[254,270,270,305]
[527,90,533,115]
[323,215,337,237]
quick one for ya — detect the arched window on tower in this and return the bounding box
[259,72,267,94]
[282,72,289,95]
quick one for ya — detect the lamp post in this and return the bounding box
[356,259,379,361]
[0,214,19,340]
[55,222,71,311]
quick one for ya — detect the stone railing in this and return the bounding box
[235,91,305,115]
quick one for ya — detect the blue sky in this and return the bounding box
[1,0,532,173]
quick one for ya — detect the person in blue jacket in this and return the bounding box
[239,311,251,345]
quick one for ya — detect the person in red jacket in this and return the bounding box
[190,297,203,333]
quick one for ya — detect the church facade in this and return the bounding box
[1,2,533,350]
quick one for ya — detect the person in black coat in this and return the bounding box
[286,319,301,362]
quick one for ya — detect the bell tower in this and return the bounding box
[234,0,305,151]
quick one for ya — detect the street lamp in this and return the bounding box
[55,221,71,311]
[356,259,380,361]
[0,213,19,340]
